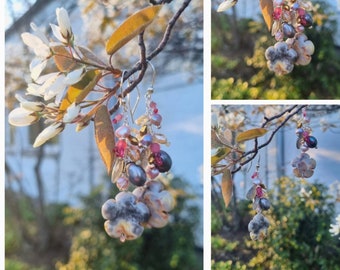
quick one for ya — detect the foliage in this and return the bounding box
[56,177,202,270]
[211,177,340,269]
[211,1,340,99]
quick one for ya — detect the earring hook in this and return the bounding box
[147,60,156,89]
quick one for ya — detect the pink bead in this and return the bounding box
[113,114,123,124]
[150,143,160,153]
[256,186,264,198]
[272,7,282,20]
[150,101,157,109]
[297,8,306,16]
[115,139,127,158]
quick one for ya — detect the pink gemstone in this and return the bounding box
[113,113,123,124]
[114,139,127,157]
[150,101,157,109]
[115,125,131,138]
[116,176,129,190]
[150,142,160,153]
[153,108,159,114]
[297,8,306,16]
[256,186,264,198]
[272,7,282,20]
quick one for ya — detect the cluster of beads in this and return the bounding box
[265,0,315,75]
[102,87,174,242]
[292,108,317,178]
[246,168,271,241]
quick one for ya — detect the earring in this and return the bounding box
[102,63,175,242]
[292,108,317,178]
[246,160,271,241]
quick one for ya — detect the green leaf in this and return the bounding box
[236,128,267,143]
[221,169,233,207]
[260,0,273,31]
[94,105,116,175]
[105,5,162,55]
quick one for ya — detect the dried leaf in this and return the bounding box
[77,46,107,67]
[260,0,274,31]
[221,169,233,207]
[58,69,101,119]
[95,105,116,175]
[236,128,268,143]
[211,147,231,166]
[52,45,78,72]
[105,5,162,55]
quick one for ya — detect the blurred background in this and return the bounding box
[4,0,203,269]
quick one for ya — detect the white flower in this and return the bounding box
[15,94,44,112]
[64,67,85,85]
[63,103,81,123]
[32,72,67,102]
[50,8,73,43]
[8,107,39,127]
[33,122,64,147]
[21,32,51,59]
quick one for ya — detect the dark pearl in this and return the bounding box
[153,150,172,173]
[127,163,147,186]
[300,13,313,28]
[259,198,271,211]
[305,136,317,148]
[282,23,296,38]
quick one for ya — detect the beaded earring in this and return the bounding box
[102,63,175,242]
[292,108,317,178]
[246,160,271,241]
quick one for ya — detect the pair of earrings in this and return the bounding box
[101,65,175,242]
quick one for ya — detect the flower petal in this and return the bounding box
[56,7,72,38]
[8,107,39,127]
[30,58,47,81]
[63,102,81,123]
[33,123,64,147]
[64,68,84,85]
[50,24,67,43]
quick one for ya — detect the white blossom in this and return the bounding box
[64,67,85,85]
[33,122,64,147]
[63,103,81,123]
[15,94,44,112]
[8,107,39,127]
[50,8,73,44]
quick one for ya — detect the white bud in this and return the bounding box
[63,103,81,123]
[33,122,64,147]
[8,107,39,127]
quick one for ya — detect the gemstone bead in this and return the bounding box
[150,142,161,153]
[272,7,282,20]
[127,163,147,186]
[305,136,317,148]
[256,186,264,198]
[115,125,131,138]
[141,134,153,146]
[115,139,127,158]
[282,23,296,38]
[150,113,162,127]
[299,13,313,27]
[259,198,271,211]
[153,150,172,173]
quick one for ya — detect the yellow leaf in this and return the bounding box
[260,0,273,31]
[52,45,78,72]
[58,70,101,119]
[105,5,162,55]
[221,169,233,207]
[94,105,116,175]
[211,147,231,166]
[236,128,267,143]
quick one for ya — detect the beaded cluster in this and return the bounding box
[102,85,175,242]
[265,0,315,75]
[246,165,271,241]
[292,108,317,178]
